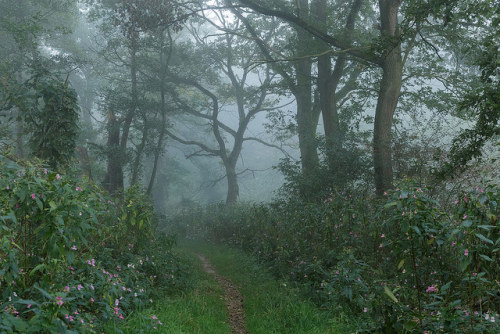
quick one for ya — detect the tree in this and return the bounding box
[86,0,184,194]
[233,0,464,196]
[164,15,285,204]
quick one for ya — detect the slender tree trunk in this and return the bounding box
[130,113,148,185]
[120,35,138,151]
[15,71,24,158]
[16,117,24,159]
[373,0,403,196]
[147,75,167,196]
[104,110,123,194]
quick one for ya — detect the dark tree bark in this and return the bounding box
[374,0,403,196]
[103,110,124,194]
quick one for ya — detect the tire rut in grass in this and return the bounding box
[197,254,248,334]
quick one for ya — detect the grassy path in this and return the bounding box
[119,239,357,333]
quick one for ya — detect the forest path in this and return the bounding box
[197,254,248,334]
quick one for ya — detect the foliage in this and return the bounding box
[0,155,187,332]
[27,75,80,169]
[438,3,500,178]
[168,182,500,332]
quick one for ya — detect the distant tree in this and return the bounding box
[164,15,285,204]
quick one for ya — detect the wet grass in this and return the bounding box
[116,239,359,333]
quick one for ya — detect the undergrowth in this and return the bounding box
[0,155,188,333]
[167,182,500,333]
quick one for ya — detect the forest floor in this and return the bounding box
[118,240,360,333]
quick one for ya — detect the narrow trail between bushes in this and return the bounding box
[197,254,248,334]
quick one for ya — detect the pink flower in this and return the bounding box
[77,284,83,291]
[56,296,64,306]
[31,193,36,199]
[363,307,368,313]
[5,185,9,190]
[27,304,31,309]
[43,169,47,174]
[90,298,94,303]
[464,249,469,256]
[426,285,437,293]
[56,174,61,180]
[152,315,158,320]
[64,286,70,292]
[71,245,77,251]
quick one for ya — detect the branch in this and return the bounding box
[233,0,378,65]
[164,128,220,156]
[243,136,290,157]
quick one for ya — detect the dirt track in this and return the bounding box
[197,254,248,334]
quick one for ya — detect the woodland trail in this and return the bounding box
[197,254,249,334]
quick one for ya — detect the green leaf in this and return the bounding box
[384,201,398,208]
[479,254,493,262]
[462,220,473,228]
[49,201,57,211]
[411,226,421,235]
[384,285,398,303]
[30,264,46,276]
[475,233,493,244]
[397,259,405,270]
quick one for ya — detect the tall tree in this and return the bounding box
[234,0,461,196]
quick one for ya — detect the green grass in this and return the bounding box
[115,249,230,334]
[180,240,359,334]
[115,239,359,333]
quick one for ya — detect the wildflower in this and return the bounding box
[44,169,47,174]
[426,285,437,293]
[152,315,158,320]
[64,286,70,292]
[71,245,77,251]
[402,269,406,274]
[56,296,64,306]
[27,304,31,309]
[77,284,83,291]
[56,174,61,180]
[363,307,368,313]
[464,249,469,256]
[463,214,467,219]
[381,234,385,238]
[90,298,94,303]
[5,185,9,190]
[90,284,94,290]
[451,241,456,247]
[31,193,36,199]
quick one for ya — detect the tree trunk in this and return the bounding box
[225,163,239,205]
[295,2,319,177]
[130,113,148,185]
[120,34,138,151]
[103,110,123,194]
[373,0,403,197]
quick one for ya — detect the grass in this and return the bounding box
[114,239,360,333]
[115,249,230,334]
[180,239,360,334]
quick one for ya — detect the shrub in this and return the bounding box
[0,156,186,332]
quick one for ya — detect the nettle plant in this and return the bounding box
[0,157,177,332]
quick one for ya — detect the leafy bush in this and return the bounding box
[0,156,187,333]
[167,182,500,333]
